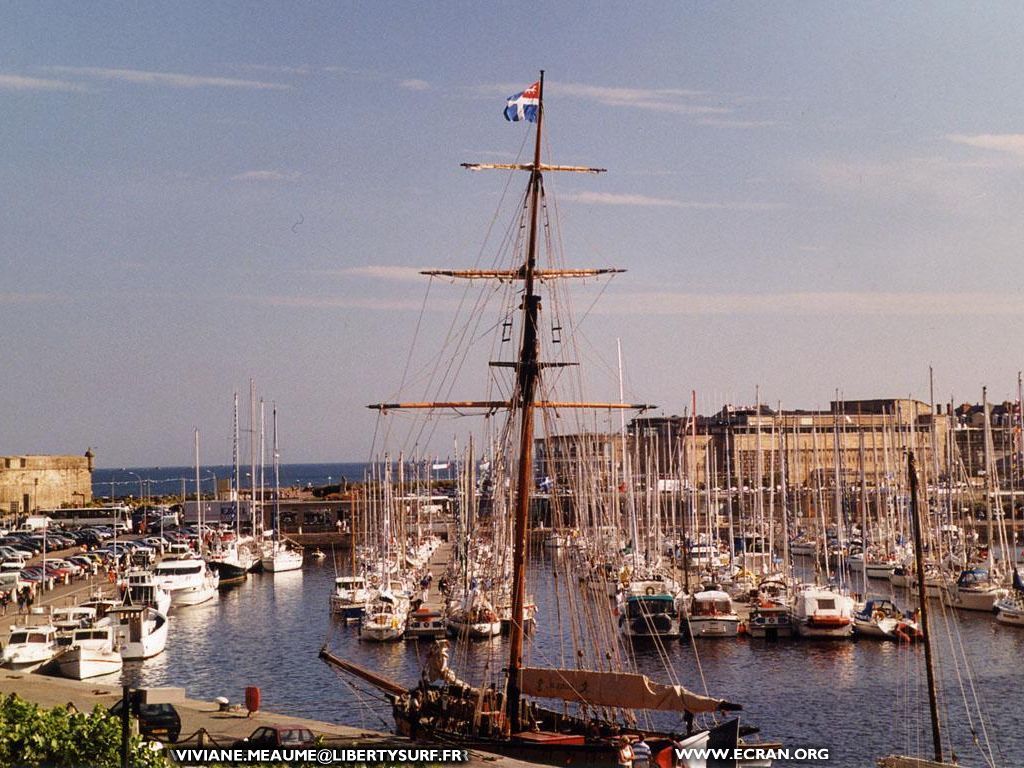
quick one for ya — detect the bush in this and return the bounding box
[0,693,170,768]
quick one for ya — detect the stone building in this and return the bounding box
[539,398,952,491]
[0,451,94,521]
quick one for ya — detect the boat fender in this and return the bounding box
[896,628,910,643]
[645,586,656,595]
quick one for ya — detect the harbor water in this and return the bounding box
[94,546,1024,767]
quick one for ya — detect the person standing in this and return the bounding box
[632,734,651,768]
[617,736,634,768]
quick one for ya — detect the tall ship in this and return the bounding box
[321,73,777,766]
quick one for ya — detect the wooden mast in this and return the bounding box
[360,72,653,733]
[908,450,943,764]
[505,69,545,734]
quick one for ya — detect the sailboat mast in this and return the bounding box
[506,69,545,734]
[908,450,943,763]
[233,391,241,538]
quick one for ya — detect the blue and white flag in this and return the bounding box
[504,81,540,122]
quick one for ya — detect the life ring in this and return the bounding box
[645,586,656,596]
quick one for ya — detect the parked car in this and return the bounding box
[109,699,181,743]
[231,725,316,749]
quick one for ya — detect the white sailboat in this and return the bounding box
[261,404,304,573]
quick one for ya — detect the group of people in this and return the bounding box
[617,732,690,768]
[0,585,36,615]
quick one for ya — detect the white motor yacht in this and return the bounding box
[687,590,740,638]
[330,575,369,620]
[58,625,123,679]
[792,584,854,639]
[154,556,219,607]
[2,624,60,669]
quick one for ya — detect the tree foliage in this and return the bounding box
[0,694,169,768]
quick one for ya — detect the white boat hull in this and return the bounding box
[262,549,304,572]
[447,619,501,639]
[796,619,853,639]
[688,616,739,637]
[58,647,123,680]
[865,563,897,579]
[948,586,1007,612]
[995,602,1024,626]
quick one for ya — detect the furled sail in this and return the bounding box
[519,667,740,714]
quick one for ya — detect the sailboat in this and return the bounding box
[320,72,777,766]
[260,404,304,573]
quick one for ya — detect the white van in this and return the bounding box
[21,516,52,531]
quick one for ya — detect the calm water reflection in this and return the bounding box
[110,550,1023,767]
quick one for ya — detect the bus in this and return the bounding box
[38,505,133,531]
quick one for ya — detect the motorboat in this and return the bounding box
[153,556,219,607]
[49,606,97,633]
[792,584,854,639]
[123,569,172,615]
[97,605,169,659]
[405,606,446,639]
[57,625,123,679]
[687,590,740,638]
[2,624,60,669]
[330,575,369,620]
[746,577,793,639]
[619,593,681,638]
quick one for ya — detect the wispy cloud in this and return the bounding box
[947,133,1024,159]
[595,291,1024,316]
[230,170,301,182]
[43,66,291,90]
[0,73,86,92]
[400,79,430,91]
[227,64,310,76]
[566,191,787,212]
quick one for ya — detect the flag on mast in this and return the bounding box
[504,81,539,122]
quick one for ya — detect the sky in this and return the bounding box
[5,2,1024,467]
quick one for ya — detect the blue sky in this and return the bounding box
[4,3,1024,467]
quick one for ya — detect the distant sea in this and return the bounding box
[92,463,372,499]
